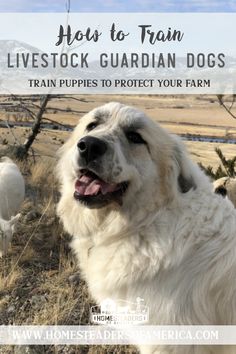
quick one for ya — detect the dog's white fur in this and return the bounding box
[57,103,236,354]
[0,157,25,256]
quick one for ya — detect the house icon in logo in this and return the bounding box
[100,298,117,314]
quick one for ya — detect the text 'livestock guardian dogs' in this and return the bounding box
[8,52,225,69]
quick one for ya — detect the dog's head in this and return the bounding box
[58,102,200,216]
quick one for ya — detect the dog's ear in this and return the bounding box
[178,173,195,193]
[173,141,196,194]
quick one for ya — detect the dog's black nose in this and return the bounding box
[77,136,107,163]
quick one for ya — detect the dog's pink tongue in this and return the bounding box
[75,175,118,196]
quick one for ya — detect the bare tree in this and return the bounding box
[23,95,51,152]
[3,0,72,160]
[217,94,236,120]
[2,95,51,160]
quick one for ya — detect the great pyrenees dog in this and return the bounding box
[57,102,236,354]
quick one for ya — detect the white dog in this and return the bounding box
[57,102,236,354]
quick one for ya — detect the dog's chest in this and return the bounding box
[78,230,170,303]
[84,243,129,301]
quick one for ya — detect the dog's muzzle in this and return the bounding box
[77,136,107,164]
[74,136,128,208]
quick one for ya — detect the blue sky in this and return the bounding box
[0,0,236,12]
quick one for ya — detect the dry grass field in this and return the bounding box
[0,94,236,354]
[0,158,137,354]
[1,94,236,167]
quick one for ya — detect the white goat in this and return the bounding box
[213,177,236,207]
[0,157,25,256]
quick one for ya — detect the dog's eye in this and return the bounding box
[86,122,98,131]
[126,131,146,144]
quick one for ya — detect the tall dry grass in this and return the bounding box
[0,156,138,354]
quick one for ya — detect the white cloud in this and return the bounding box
[126,0,236,11]
[0,0,31,11]
[0,0,66,12]
[0,0,235,12]
[71,0,127,12]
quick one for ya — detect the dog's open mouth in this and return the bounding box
[74,169,128,208]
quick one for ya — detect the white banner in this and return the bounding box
[0,13,235,94]
[1,325,236,345]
